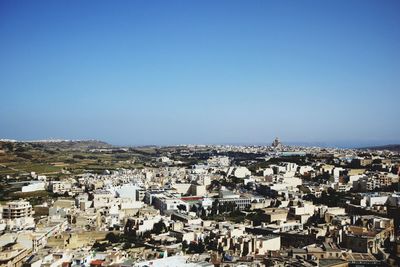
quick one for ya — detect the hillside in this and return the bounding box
[361,144,400,152]
[0,140,122,177]
[0,139,112,151]
[28,140,113,150]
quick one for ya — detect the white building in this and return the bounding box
[0,200,35,230]
[263,168,274,176]
[21,182,46,193]
[227,167,251,178]
[1,200,33,219]
[207,156,230,167]
[49,181,72,194]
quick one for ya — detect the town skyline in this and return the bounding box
[1,136,400,149]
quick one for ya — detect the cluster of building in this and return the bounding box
[0,139,400,266]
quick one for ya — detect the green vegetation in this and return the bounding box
[5,163,62,174]
[0,141,152,178]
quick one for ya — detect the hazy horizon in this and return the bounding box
[1,0,399,146]
[1,136,399,149]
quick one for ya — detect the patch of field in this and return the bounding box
[11,190,50,198]
[52,162,69,167]
[85,164,115,170]
[0,166,17,175]
[9,190,56,205]
[348,169,366,175]
[5,163,62,174]
[0,142,152,177]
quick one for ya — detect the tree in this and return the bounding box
[182,240,189,252]
[188,240,205,254]
[274,199,282,207]
[188,241,197,253]
[190,205,198,213]
[211,200,219,215]
[218,244,224,255]
[204,235,217,251]
[242,244,249,257]
[124,218,134,233]
[123,242,132,250]
[92,241,107,251]
[201,208,207,218]
[152,220,167,235]
[177,204,187,212]
[142,231,151,239]
[196,239,205,253]
[106,232,120,243]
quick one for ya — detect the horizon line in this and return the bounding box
[2,137,400,150]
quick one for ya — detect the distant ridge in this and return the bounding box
[0,139,113,150]
[360,144,400,152]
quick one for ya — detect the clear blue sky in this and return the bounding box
[1,0,399,146]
